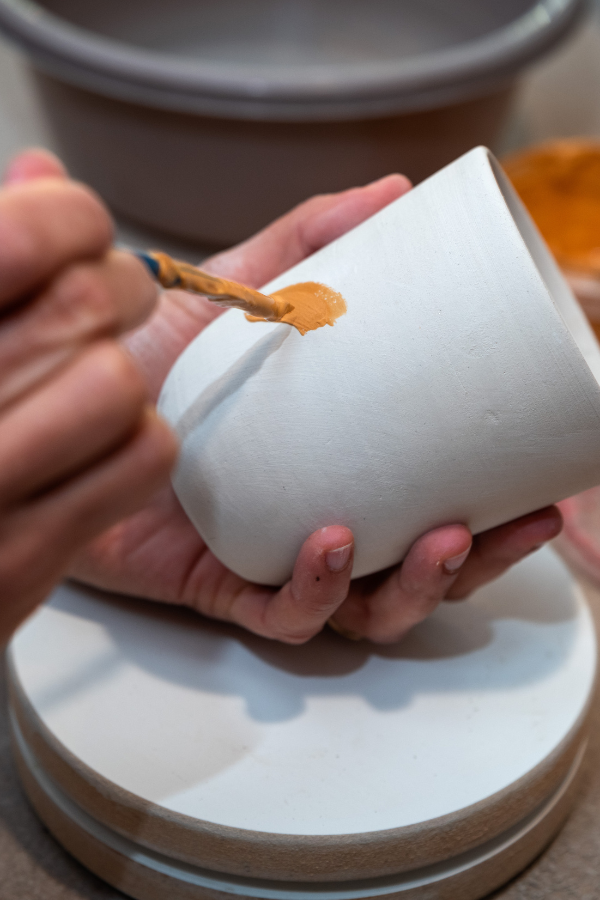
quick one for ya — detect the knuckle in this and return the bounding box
[83,341,147,406]
[400,566,447,608]
[292,591,343,625]
[264,601,323,644]
[65,182,113,250]
[302,596,339,622]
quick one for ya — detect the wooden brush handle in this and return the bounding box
[142,251,292,321]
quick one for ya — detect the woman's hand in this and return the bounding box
[0,149,176,644]
[69,169,563,643]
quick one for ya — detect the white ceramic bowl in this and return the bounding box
[159,146,600,585]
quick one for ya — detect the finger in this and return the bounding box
[447,506,563,600]
[0,250,157,410]
[198,526,355,643]
[0,408,176,644]
[204,173,412,287]
[123,284,221,403]
[28,408,176,546]
[68,484,199,604]
[0,341,150,504]
[0,179,113,307]
[2,148,68,185]
[333,525,472,643]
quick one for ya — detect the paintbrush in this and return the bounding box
[135,250,294,322]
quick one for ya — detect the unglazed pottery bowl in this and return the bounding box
[0,0,585,244]
[159,146,600,586]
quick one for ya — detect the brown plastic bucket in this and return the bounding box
[0,0,585,245]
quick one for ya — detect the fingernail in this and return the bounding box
[326,543,353,573]
[442,548,470,575]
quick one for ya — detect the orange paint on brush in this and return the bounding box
[138,251,347,336]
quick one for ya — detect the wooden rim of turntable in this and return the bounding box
[7,650,595,883]
[10,701,589,900]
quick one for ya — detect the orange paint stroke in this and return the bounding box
[246,281,347,336]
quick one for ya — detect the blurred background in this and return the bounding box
[0,0,598,256]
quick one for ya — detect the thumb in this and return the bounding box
[3,148,68,186]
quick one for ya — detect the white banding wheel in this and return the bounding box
[7,547,597,900]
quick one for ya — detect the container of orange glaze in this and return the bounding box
[504,140,600,585]
[503,140,600,334]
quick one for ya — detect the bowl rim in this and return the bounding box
[0,0,586,119]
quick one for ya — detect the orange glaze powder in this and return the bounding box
[246,281,347,335]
